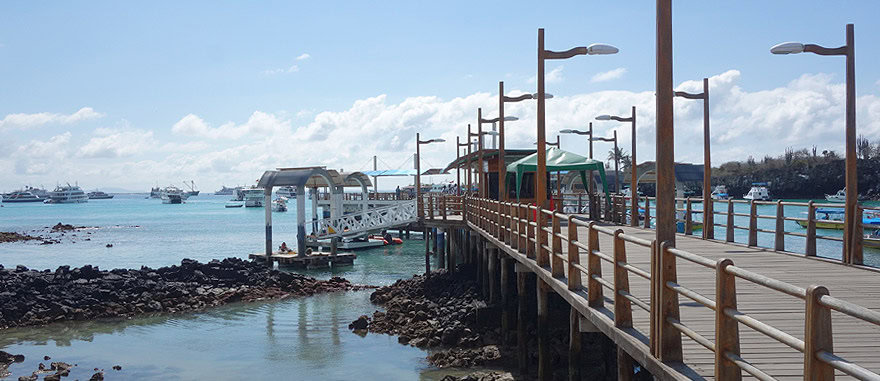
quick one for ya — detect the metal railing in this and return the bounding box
[454,194,880,381]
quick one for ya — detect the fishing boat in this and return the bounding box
[743,183,771,201]
[864,230,880,248]
[796,208,880,230]
[825,188,846,203]
[45,184,89,204]
[183,180,199,197]
[241,187,265,207]
[272,197,288,212]
[225,201,244,208]
[87,191,114,199]
[675,210,703,233]
[2,190,44,203]
[160,186,187,204]
[711,185,732,200]
[276,186,297,198]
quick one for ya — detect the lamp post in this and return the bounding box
[561,123,598,219]
[481,112,518,201]
[675,80,712,238]
[456,137,469,196]
[596,106,637,226]
[416,133,445,219]
[536,28,618,213]
[771,24,859,264]
[589,132,619,193]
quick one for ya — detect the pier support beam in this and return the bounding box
[488,249,498,303]
[296,186,307,257]
[500,256,511,345]
[517,269,529,376]
[264,187,273,266]
[537,278,550,381]
[424,227,430,275]
[482,243,490,298]
[569,307,581,381]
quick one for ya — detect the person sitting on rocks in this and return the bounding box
[279,242,292,253]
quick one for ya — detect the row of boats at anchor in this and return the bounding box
[707,184,849,203]
[1,185,114,204]
[222,186,293,211]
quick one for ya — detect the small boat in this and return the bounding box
[241,187,265,207]
[215,186,238,196]
[711,185,732,200]
[272,197,288,212]
[743,183,771,201]
[796,208,880,230]
[87,191,114,199]
[45,184,89,204]
[276,186,297,198]
[675,210,703,233]
[864,230,880,248]
[149,185,161,199]
[825,188,846,203]
[2,190,44,203]
[225,201,244,208]
[160,186,187,204]
[183,180,199,197]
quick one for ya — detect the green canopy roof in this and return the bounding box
[506,147,610,204]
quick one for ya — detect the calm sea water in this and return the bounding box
[0,194,476,380]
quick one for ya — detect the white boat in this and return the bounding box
[272,197,288,212]
[743,183,771,201]
[825,188,846,203]
[276,186,297,198]
[242,187,265,207]
[711,185,732,200]
[44,184,89,204]
[160,186,187,204]
[225,201,243,208]
[2,190,43,203]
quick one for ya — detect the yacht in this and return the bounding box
[23,186,50,199]
[275,186,297,198]
[743,183,771,201]
[45,184,89,204]
[2,190,43,203]
[149,186,161,199]
[242,187,266,207]
[160,186,187,204]
[215,185,238,196]
[825,188,846,203]
[710,185,732,200]
[87,190,114,199]
[272,197,288,212]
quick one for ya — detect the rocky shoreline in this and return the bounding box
[2,350,117,381]
[0,257,371,329]
[0,223,103,245]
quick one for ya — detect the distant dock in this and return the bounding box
[249,251,356,269]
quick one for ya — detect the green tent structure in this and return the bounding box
[506,147,611,205]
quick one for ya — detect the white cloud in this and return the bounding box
[0,107,104,130]
[77,129,155,158]
[296,53,311,61]
[527,66,564,84]
[591,67,627,83]
[13,132,72,175]
[172,111,292,140]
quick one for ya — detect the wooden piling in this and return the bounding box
[569,307,581,381]
[537,278,550,381]
[517,270,528,375]
[500,256,510,345]
[488,249,498,303]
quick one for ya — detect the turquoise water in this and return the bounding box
[0,194,464,380]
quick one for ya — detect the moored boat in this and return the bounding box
[272,197,288,212]
[2,190,44,203]
[241,187,265,207]
[215,186,237,196]
[796,208,880,230]
[743,183,771,201]
[276,186,297,198]
[160,186,187,204]
[711,185,732,200]
[45,184,89,204]
[87,191,114,199]
[825,188,846,203]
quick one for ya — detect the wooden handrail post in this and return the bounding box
[587,222,603,308]
[613,230,633,329]
[428,194,435,220]
[726,200,735,243]
[567,215,582,290]
[714,258,742,380]
[804,285,834,381]
[620,196,627,225]
[853,206,864,265]
[685,198,693,235]
[774,200,784,252]
[704,197,715,240]
[441,196,447,220]
[649,240,658,356]
[644,198,651,229]
[631,195,639,227]
[537,205,549,268]
[527,206,536,259]
[748,201,758,247]
[806,201,817,256]
[551,206,564,278]
[520,204,528,255]
[658,241,683,362]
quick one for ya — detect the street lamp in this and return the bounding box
[771,24,858,263]
[536,28,618,215]
[497,84,552,203]
[481,116,519,149]
[416,133,445,219]
[589,131,619,196]
[561,123,598,219]
[675,80,712,238]
[456,137,468,196]
[595,106,637,226]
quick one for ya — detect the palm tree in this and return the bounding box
[608,147,631,171]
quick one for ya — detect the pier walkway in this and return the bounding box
[424,196,880,380]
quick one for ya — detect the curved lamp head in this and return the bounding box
[770,42,805,55]
[482,131,499,136]
[531,92,554,99]
[503,116,519,122]
[587,43,619,55]
[595,115,613,121]
[428,138,446,143]
[560,129,575,134]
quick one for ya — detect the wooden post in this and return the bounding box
[330,237,338,257]
[704,198,715,240]
[551,207,564,278]
[500,256,510,345]
[649,240,659,356]
[489,249,498,303]
[644,197,651,229]
[567,216,582,290]
[569,307,582,381]
[853,206,864,265]
[482,244,490,298]
[806,201,817,257]
[520,204,528,255]
[441,196,447,220]
[528,206,537,259]
[775,200,785,252]
[587,223,603,308]
[537,278,550,381]
[428,194,434,220]
[748,201,758,247]
[613,230,633,329]
[424,227,431,275]
[804,285,834,381]
[517,271,529,375]
[537,206,549,268]
[714,259,742,380]
[685,198,693,235]
[658,241,683,361]
[726,201,735,243]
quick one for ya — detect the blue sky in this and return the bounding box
[1,1,879,191]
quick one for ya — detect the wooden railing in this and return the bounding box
[419,194,464,220]
[461,195,880,381]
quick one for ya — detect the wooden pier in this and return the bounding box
[422,195,880,380]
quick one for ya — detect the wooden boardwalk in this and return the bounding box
[444,200,880,381]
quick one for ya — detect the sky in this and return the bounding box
[1,1,880,192]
